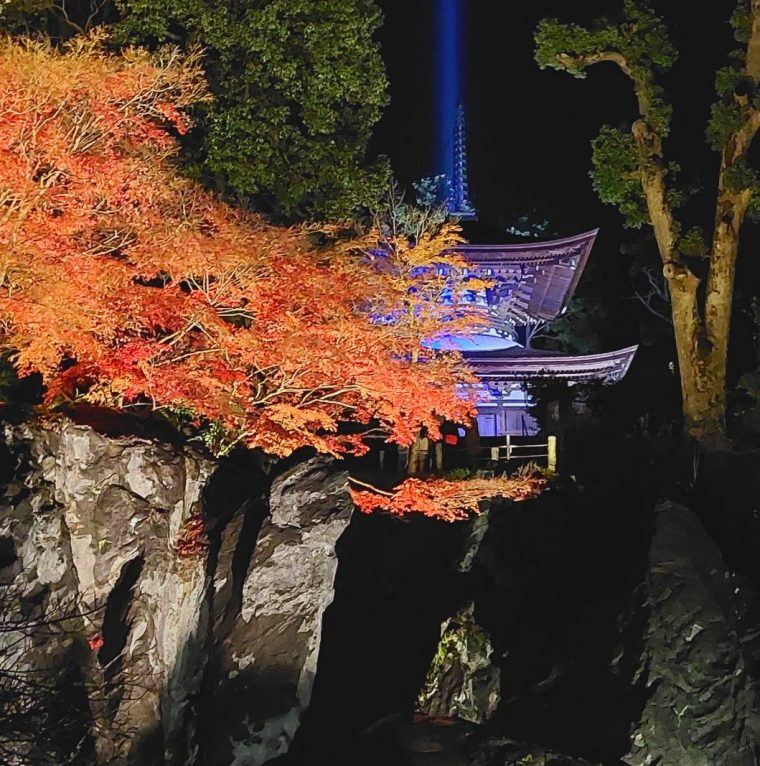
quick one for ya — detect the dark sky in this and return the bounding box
[372,0,737,237]
[371,0,755,378]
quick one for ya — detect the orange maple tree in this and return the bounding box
[350,474,546,522]
[0,34,489,462]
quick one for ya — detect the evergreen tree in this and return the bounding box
[0,0,390,222]
[116,0,390,222]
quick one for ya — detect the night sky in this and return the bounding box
[373,0,735,236]
[372,0,754,379]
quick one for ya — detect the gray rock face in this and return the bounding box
[2,420,213,765]
[0,420,352,766]
[203,458,353,766]
[624,500,760,766]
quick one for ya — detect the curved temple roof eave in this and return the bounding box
[451,229,600,323]
[465,344,639,386]
[455,229,600,255]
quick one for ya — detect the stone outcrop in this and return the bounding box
[0,419,352,766]
[7,419,760,766]
[417,601,500,724]
[2,419,214,765]
[202,457,353,765]
[623,500,760,766]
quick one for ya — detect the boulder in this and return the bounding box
[623,500,760,766]
[417,601,500,725]
[202,457,353,766]
[1,420,213,765]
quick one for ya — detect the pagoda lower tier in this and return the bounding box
[464,345,638,437]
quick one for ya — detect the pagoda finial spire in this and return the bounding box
[448,102,477,220]
[434,0,477,220]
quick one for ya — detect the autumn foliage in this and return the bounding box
[350,474,547,522]
[0,34,488,459]
[174,515,209,558]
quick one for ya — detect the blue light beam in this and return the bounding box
[435,0,462,183]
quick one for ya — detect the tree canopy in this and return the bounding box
[535,0,760,444]
[350,474,545,522]
[0,0,390,222]
[0,34,484,460]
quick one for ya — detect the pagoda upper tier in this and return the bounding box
[456,229,598,329]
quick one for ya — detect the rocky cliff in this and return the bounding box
[0,419,352,766]
[4,418,760,766]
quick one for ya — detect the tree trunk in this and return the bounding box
[678,348,726,446]
[635,116,730,447]
[630,119,729,445]
[665,262,727,446]
[548,6,760,447]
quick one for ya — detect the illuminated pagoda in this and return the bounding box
[431,0,637,439]
[436,231,637,437]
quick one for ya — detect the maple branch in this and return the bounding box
[347,475,395,497]
[153,348,221,367]
[85,228,136,257]
[29,102,67,146]
[298,384,364,406]
[50,1,84,33]
[64,107,105,154]
[0,38,478,462]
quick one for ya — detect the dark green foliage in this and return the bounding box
[537,296,610,355]
[535,18,619,79]
[114,0,390,222]
[538,1,760,241]
[0,1,52,32]
[535,1,676,135]
[708,2,760,156]
[724,161,760,222]
[708,90,752,151]
[412,175,450,210]
[591,126,648,228]
[678,228,708,260]
[535,2,678,244]
[731,0,752,44]
[0,0,391,221]
[373,180,449,243]
[535,0,677,74]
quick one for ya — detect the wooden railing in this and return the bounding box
[481,433,557,473]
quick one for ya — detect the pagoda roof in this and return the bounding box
[466,344,638,385]
[456,229,598,324]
